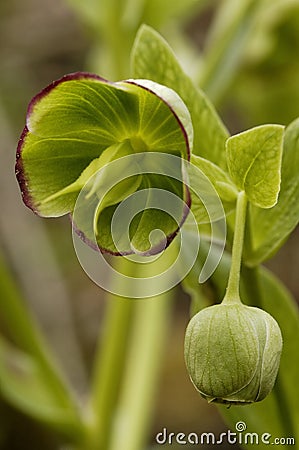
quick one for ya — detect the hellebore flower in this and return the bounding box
[16,73,193,255]
[184,302,283,405]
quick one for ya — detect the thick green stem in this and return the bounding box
[108,292,172,450]
[81,247,175,450]
[88,300,134,450]
[82,258,135,450]
[105,244,177,450]
[223,191,247,304]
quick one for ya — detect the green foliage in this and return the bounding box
[226,124,284,208]
[233,1,299,126]
[197,0,262,103]
[0,338,83,440]
[0,253,83,441]
[66,0,205,79]
[131,25,229,168]
[66,0,202,33]
[244,118,299,265]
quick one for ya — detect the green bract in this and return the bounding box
[226,124,284,208]
[16,73,193,255]
[184,302,283,405]
[243,118,299,266]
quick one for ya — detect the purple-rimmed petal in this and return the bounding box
[16,73,193,256]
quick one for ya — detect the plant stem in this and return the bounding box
[81,247,175,450]
[108,292,172,450]
[223,191,247,304]
[82,258,136,450]
[105,244,177,450]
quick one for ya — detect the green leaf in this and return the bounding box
[244,118,299,266]
[226,124,284,208]
[0,336,83,440]
[16,73,192,255]
[131,24,229,168]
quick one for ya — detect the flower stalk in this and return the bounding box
[223,190,247,304]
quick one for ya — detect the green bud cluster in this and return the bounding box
[184,302,282,405]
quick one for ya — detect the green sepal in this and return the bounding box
[221,267,299,444]
[16,72,192,254]
[185,302,282,404]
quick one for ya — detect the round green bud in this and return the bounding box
[184,302,283,405]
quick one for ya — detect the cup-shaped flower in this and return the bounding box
[184,302,282,404]
[16,73,193,255]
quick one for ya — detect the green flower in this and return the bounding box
[184,302,282,405]
[15,73,193,255]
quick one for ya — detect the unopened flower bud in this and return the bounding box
[184,302,282,405]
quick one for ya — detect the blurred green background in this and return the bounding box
[0,0,299,448]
